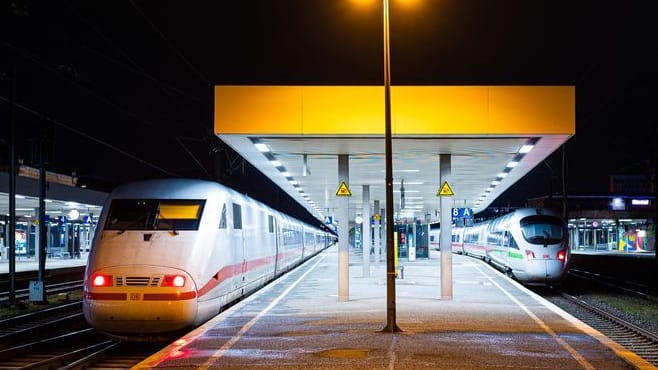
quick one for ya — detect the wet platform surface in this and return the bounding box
[134,246,652,369]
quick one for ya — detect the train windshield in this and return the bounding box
[105,199,205,231]
[519,215,564,245]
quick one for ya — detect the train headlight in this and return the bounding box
[162,275,186,287]
[557,249,567,262]
[91,274,113,287]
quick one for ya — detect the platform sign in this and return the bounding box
[335,181,352,196]
[437,181,455,196]
[451,207,473,221]
[29,280,44,302]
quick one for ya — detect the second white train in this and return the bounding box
[435,208,570,285]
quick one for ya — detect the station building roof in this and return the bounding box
[215,85,574,223]
[0,169,107,224]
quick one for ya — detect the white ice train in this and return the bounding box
[83,178,335,341]
[433,208,569,285]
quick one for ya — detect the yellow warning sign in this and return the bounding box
[373,213,381,221]
[335,181,352,196]
[437,181,455,196]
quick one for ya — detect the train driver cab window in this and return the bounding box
[233,204,242,230]
[105,199,204,231]
[520,215,564,245]
[155,200,204,230]
[219,204,227,229]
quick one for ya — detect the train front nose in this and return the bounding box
[524,249,569,284]
[83,266,198,335]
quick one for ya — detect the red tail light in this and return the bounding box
[525,250,535,260]
[91,274,113,287]
[162,275,186,287]
[557,249,567,262]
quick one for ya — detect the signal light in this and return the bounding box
[557,249,567,262]
[162,275,186,287]
[91,274,113,287]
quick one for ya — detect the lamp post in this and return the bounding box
[382,0,400,333]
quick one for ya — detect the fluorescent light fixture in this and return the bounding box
[270,160,282,167]
[382,169,420,173]
[15,195,25,199]
[497,172,508,178]
[281,171,291,177]
[491,180,500,186]
[631,199,650,206]
[289,180,298,185]
[255,143,270,152]
[519,145,534,153]
[506,161,518,168]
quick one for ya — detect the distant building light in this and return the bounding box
[518,145,534,153]
[611,197,625,211]
[68,209,80,220]
[631,199,650,206]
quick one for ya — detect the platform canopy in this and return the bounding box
[215,85,574,223]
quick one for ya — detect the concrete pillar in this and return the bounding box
[374,200,381,264]
[338,154,350,301]
[440,154,453,300]
[362,185,371,277]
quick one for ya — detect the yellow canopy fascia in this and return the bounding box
[214,85,574,136]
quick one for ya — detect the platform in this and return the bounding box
[0,255,88,273]
[135,246,651,369]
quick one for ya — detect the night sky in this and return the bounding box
[1,1,657,223]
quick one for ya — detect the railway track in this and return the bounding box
[0,299,166,369]
[558,292,658,367]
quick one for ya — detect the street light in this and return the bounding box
[381,0,400,333]
[353,0,417,333]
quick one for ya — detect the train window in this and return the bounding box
[219,204,227,229]
[268,215,274,233]
[233,204,242,229]
[105,199,204,231]
[520,215,564,245]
